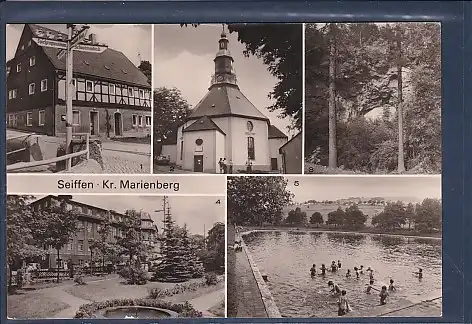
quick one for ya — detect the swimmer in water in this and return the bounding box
[366,279,375,294]
[414,268,423,279]
[369,270,375,281]
[354,267,360,279]
[328,280,341,296]
[346,269,351,278]
[388,279,396,291]
[310,264,316,277]
[337,260,342,269]
[379,286,389,305]
[331,261,337,272]
[359,265,364,274]
[320,264,327,276]
[337,290,350,316]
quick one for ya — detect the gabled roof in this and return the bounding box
[188,84,269,122]
[279,132,302,151]
[268,125,288,139]
[27,24,150,87]
[183,116,226,135]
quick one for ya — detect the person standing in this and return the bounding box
[337,290,351,316]
[228,159,234,174]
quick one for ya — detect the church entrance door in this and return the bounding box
[194,155,203,172]
[271,158,278,171]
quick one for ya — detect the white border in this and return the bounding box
[301,23,306,175]
[224,174,228,318]
[150,24,155,174]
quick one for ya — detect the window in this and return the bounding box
[134,88,139,98]
[29,56,36,67]
[132,114,137,126]
[7,66,11,75]
[78,240,84,252]
[180,141,184,160]
[247,137,255,160]
[72,110,80,125]
[128,87,134,97]
[8,114,13,125]
[79,259,84,266]
[87,223,93,233]
[38,110,45,126]
[145,116,151,126]
[26,112,33,126]
[13,89,17,99]
[86,80,94,92]
[41,79,47,92]
[138,115,143,127]
[21,44,25,51]
[67,241,73,251]
[109,84,115,95]
[28,83,35,95]
[8,90,12,100]
[16,63,21,72]
[139,89,145,99]
[72,78,77,88]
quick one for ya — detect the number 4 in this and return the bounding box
[216,199,221,204]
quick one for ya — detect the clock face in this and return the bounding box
[247,121,254,132]
[217,75,224,82]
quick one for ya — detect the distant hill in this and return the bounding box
[303,196,421,205]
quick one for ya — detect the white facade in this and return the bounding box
[269,137,288,172]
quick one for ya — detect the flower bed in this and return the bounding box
[148,274,222,299]
[74,298,202,318]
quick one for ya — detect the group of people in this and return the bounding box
[309,261,425,316]
[218,158,233,174]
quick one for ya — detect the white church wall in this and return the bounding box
[182,130,217,173]
[269,137,288,172]
[230,117,270,172]
[215,131,226,169]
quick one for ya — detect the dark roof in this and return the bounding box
[183,116,226,135]
[268,125,288,139]
[188,84,269,122]
[279,132,302,151]
[28,24,150,87]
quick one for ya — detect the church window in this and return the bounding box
[247,137,255,160]
[247,121,254,132]
[195,138,203,146]
[180,141,184,160]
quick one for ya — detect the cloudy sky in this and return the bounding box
[6,24,151,66]
[285,176,442,203]
[154,24,295,135]
[32,195,225,236]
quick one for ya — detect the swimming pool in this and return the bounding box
[243,230,442,317]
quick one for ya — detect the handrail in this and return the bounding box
[7,149,89,172]
[6,147,28,156]
[6,133,36,141]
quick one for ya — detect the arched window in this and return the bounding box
[247,137,255,160]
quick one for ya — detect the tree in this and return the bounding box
[285,207,307,226]
[371,201,406,230]
[138,60,152,85]
[153,213,202,282]
[310,212,324,227]
[414,198,442,232]
[227,176,293,226]
[200,222,225,273]
[395,25,405,172]
[117,209,149,265]
[327,23,338,168]
[327,207,345,227]
[33,197,79,283]
[227,24,303,130]
[6,195,45,288]
[405,202,416,230]
[89,213,113,269]
[153,87,191,156]
[344,204,367,229]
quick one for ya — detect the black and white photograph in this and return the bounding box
[304,22,441,174]
[6,194,225,319]
[227,176,442,318]
[153,24,302,174]
[6,24,152,174]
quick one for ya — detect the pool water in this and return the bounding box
[243,231,442,318]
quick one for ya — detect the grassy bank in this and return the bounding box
[8,293,69,319]
[240,226,441,239]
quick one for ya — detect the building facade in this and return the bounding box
[162,29,289,173]
[279,132,303,174]
[6,24,151,138]
[29,195,159,269]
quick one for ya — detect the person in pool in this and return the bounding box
[379,286,389,305]
[414,268,423,279]
[354,267,360,279]
[388,279,396,291]
[369,270,375,281]
[328,280,341,296]
[359,265,364,274]
[310,264,317,277]
[337,260,342,269]
[320,264,327,276]
[366,279,375,294]
[346,269,351,278]
[337,290,350,316]
[331,261,338,272]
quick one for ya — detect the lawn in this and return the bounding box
[8,293,69,319]
[164,281,225,303]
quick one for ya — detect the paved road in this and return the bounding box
[102,149,151,174]
[188,288,225,317]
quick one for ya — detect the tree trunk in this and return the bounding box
[396,26,405,173]
[56,249,60,283]
[328,24,337,168]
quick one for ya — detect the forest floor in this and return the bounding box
[304,162,440,175]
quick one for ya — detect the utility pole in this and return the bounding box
[65,24,75,170]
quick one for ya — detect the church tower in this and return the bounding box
[211,25,238,87]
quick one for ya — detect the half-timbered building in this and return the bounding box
[6,24,151,138]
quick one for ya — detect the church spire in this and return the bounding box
[211,24,237,88]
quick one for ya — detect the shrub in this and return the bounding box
[16,270,24,289]
[148,279,217,300]
[205,273,218,286]
[74,298,203,318]
[118,265,149,285]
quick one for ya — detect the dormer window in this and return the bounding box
[104,65,110,70]
[16,63,21,72]
[21,44,25,51]
[83,60,90,65]
[29,56,36,67]
[121,69,128,74]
